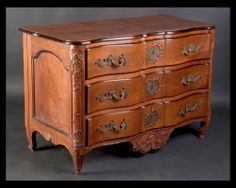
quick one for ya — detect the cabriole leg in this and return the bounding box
[199,120,210,139]
[69,149,84,175]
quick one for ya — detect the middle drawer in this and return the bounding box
[86,63,209,114]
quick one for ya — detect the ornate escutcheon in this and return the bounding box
[181,44,202,56]
[95,54,126,68]
[180,74,201,86]
[145,78,161,96]
[179,103,200,117]
[146,45,162,63]
[96,88,128,102]
[96,119,127,133]
[144,107,161,128]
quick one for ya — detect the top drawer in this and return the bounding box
[165,34,211,65]
[86,33,211,79]
[86,42,146,79]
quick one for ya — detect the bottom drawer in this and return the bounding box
[165,93,208,127]
[87,93,208,145]
[87,109,142,145]
[87,102,165,146]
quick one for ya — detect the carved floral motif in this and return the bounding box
[71,46,83,150]
[130,128,173,154]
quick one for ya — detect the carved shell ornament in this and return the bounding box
[130,129,173,154]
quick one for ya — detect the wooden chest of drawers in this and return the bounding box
[19,14,215,174]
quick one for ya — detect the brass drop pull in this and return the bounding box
[96,88,128,103]
[95,54,126,68]
[96,119,127,133]
[181,44,202,56]
[181,74,201,86]
[179,103,200,117]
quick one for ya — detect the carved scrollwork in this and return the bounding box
[71,47,82,95]
[130,129,173,154]
[72,112,82,149]
[71,46,83,150]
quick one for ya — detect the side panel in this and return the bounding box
[23,33,72,148]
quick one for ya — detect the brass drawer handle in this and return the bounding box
[96,88,128,103]
[96,119,127,133]
[180,74,201,86]
[181,44,202,56]
[95,54,126,68]
[179,103,200,117]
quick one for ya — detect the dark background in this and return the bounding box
[6,8,230,180]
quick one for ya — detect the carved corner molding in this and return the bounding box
[130,128,174,154]
[70,46,83,151]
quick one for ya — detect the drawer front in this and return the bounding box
[165,93,208,127]
[87,72,164,114]
[86,34,210,78]
[87,43,145,79]
[165,34,211,65]
[87,109,142,145]
[87,103,164,145]
[166,63,209,97]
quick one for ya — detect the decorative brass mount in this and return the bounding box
[179,103,200,117]
[145,78,161,96]
[96,88,128,103]
[181,74,201,86]
[181,44,202,56]
[96,119,127,133]
[95,54,126,68]
[146,45,162,63]
[144,106,161,128]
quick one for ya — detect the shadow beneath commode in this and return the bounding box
[98,123,201,158]
[169,123,200,139]
[98,142,143,158]
[32,133,65,152]
[34,144,64,151]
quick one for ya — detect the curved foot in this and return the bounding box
[199,134,205,139]
[130,128,173,154]
[28,131,37,151]
[198,121,210,139]
[69,149,84,174]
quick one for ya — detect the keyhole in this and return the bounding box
[150,114,154,121]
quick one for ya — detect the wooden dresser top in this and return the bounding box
[19,14,214,45]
